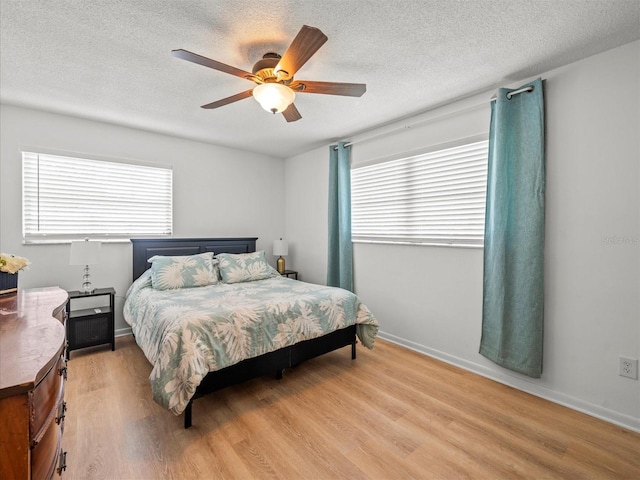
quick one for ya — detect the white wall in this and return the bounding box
[283,144,331,284]
[0,105,285,332]
[285,41,640,431]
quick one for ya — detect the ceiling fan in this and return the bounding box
[172,25,366,122]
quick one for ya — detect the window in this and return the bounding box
[22,151,172,243]
[351,139,488,247]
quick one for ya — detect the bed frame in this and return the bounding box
[130,237,357,428]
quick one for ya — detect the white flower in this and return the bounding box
[0,253,30,274]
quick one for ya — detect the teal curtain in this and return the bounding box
[480,78,545,378]
[327,142,353,291]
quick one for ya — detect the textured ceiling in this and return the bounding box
[1,0,639,158]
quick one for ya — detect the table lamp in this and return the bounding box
[273,238,288,275]
[70,238,101,293]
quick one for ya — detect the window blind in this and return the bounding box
[22,152,172,243]
[351,140,488,247]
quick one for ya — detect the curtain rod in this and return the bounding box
[490,85,535,101]
[334,83,536,151]
[333,100,488,150]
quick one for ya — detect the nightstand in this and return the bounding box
[282,270,298,280]
[65,287,115,358]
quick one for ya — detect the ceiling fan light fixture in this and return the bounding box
[173,25,364,122]
[253,83,295,114]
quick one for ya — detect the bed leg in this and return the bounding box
[352,340,357,360]
[275,369,283,380]
[184,400,193,429]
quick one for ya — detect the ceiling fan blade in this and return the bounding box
[282,103,302,122]
[275,25,328,78]
[172,49,253,80]
[201,89,254,109]
[290,80,366,97]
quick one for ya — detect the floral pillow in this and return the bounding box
[148,252,219,290]
[216,251,279,284]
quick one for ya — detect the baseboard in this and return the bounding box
[115,326,132,337]
[378,331,640,433]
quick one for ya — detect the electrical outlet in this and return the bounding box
[619,357,638,379]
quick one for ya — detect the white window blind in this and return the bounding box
[351,140,488,247]
[22,151,173,243]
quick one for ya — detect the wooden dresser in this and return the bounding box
[0,287,69,479]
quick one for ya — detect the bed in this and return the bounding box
[125,237,378,428]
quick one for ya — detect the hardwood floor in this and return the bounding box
[63,335,639,479]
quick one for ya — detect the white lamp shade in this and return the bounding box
[253,83,295,114]
[273,239,289,256]
[70,240,102,265]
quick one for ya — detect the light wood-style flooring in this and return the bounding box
[63,335,639,479]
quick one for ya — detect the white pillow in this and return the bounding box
[216,251,279,284]
[148,252,219,290]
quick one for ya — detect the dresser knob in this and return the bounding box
[58,361,68,380]
[57,450,67,475]
[55,401,67,424]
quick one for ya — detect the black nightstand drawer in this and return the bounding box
[68,314,112,350]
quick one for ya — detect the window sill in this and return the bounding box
[23,237,170,245]
[352,239,483,249]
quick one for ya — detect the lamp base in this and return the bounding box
[277,256,285,275]
[81,265,95,294]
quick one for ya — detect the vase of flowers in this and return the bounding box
[0,253,30,294]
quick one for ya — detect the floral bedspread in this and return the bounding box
[123,272,379,414]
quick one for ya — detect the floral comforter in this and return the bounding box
[123,272,379,415]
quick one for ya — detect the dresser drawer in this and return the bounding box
[31,352,66,441]
[31,414,63,480]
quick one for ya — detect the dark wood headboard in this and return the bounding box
[131,237,258,281]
